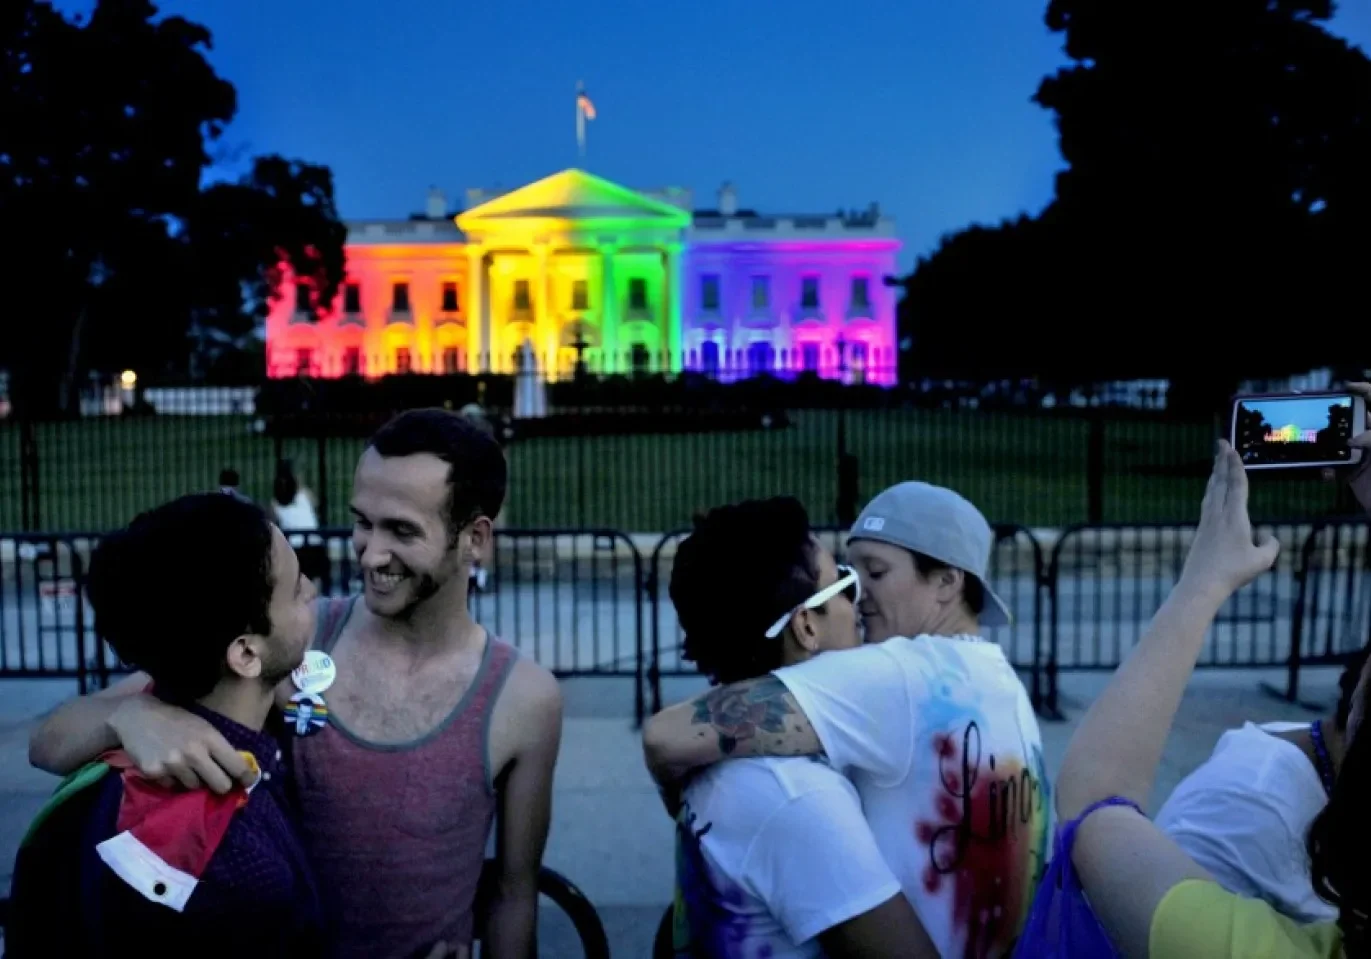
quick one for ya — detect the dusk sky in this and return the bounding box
[56,0,1371,268]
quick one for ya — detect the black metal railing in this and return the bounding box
[3,377,1357,535]
[0,518,1366,725]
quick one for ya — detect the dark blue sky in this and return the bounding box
[57,0,1371,267]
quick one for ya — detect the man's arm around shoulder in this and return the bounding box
[642,675,820,788]
[29,670,253,793]
[642,642,912,789]
[486,658,563,959]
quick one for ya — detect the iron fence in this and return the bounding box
[3,378,1358,535]
[1043,516,1371,716]
[0,519,1366,725]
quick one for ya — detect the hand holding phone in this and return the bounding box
[1348,383,1371,513]
[1230,390,1367,470]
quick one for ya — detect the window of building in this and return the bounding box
[701,275,720,311]
[513,279,531,311]
[391,282,410,313]
[295,284,311,313]
[801,343,820,372]
[750,276,769,310]
[800,276,820,310]
[572,280,589,311]
[747,342,774,375]
[629,278,649,311]
[343,283,361,314]
[442,347,460,374]
[700,341,720,376]
[851,276,871,310]
[343,347,361,376]
[441,282,459,313]
[395,347,412,374]
[295,348,312,376]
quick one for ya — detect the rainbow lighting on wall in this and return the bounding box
[266,169,900,386]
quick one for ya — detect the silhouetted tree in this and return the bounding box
[897,0,1371,407]
[0,0,345,413]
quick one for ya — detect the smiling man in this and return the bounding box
[30,409,563,959]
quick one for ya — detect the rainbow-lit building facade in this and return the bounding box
[266,169,900,385]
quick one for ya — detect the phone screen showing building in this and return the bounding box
[1233,395,1355,467]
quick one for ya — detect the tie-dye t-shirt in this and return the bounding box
[670,756,903,958]
[774,635,1052,959]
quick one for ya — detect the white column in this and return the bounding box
[663,245,682,374]
[600,247,617,374]
[465,246,488,372]
[536,246,556,379]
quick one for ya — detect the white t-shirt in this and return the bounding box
[272,492,320,547]
[1154,721,1335,924]
[774,635,1051,959]
[677,756,902,958]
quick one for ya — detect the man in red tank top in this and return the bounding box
[29,409,564,959]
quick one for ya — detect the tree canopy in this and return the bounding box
[0,0,345,412]
[898,0,1371,394]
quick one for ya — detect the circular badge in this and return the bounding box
[291,650,337,697]
[283,691,329,737]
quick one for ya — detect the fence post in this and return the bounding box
[1086,415,1105,525]
[1262,522,1318,708]
[835,399,859,527]
[20,416,40,532]
[1042,532,1066,720]
[315,432,329,526]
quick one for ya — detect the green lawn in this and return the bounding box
[0,409,1346,533]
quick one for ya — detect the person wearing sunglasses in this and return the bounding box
[662,497,936,959]
[645,482,1050,959]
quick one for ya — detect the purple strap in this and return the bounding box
[1057,796,1144,857]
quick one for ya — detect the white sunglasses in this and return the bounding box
[764,564,861,639]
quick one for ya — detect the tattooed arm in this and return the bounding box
[643,642,915,790]
[641,676,821,788]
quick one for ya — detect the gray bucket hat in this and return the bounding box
[849,481,1011,627]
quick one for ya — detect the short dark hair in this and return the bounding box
[368,408,507,536]
[87,493,276,702]
[910,551,986,617]
[1336,644,1371,732]
[670,497,820,685]
[218,468,240,487]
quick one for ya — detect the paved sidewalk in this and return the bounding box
[0,667,1347,958]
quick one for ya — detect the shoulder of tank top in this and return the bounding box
[495,651,561,718]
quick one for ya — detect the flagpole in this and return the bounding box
[576,80,592,161]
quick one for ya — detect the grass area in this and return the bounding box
[0,409,1347,533]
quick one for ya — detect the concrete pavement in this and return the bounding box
[0,664,1351,958]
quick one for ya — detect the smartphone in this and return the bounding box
[1231,391,1366,470]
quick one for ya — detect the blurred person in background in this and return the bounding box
[271,459,327,582]
[218,467,250,503]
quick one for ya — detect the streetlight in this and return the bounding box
[119,369,137,410]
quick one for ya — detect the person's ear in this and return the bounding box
[790,608,823,653]
[932,566,964,605]
[462,516,493,566]
[225,633,266,681]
